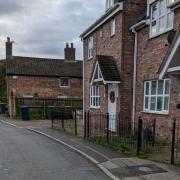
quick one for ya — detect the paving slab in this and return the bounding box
[101,161,119,170]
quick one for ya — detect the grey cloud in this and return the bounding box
[0,0,22,15]
[0,0,105,59]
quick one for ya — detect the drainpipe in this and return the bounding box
[131,28,138,132]
[82,38,85,126]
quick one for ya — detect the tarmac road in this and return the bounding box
[0,121,109,180]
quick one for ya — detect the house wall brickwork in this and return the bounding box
[135,9,180,140]
[83,1,146,121]
[7,75,82,117]
[84,12,123,114]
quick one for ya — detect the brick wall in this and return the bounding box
[120,0,147,120]
[7,75,82,117]
[135,10,180,140]
[83,12,123,114]
[83,1,146,118]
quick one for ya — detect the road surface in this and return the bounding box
[0,121,109,180]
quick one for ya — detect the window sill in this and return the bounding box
[149,28,174,40]
[143,110,169,115]
[90,106,100,109]
[60,86,70,88]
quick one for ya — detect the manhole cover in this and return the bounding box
[139,167,152,172]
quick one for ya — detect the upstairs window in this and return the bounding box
[88,36,93,59]
[150,0,174,37]
[111,19,116,36]
[60,78,70,87]
[143,79,170,114]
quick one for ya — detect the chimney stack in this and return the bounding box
[6,37,13,59]
[64,42,76,61]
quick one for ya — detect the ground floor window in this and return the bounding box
[144,79,170,114]
[90,86,100,108]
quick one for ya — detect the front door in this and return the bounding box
[108,84,118,132]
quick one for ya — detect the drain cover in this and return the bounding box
[139,167,152,172]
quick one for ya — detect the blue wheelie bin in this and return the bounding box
[21,106,30,121]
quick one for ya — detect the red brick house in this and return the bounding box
[130,0,180,139]
[5,38,82,117]
[80,0,146,131]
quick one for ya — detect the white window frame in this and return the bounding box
[59,77,70,87]
[90,86,100,108]
[88,36,93,59]
[143,79,170,114]
[149,0,174,38]
[111,19,116,36]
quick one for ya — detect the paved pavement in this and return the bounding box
[1,116,180,180]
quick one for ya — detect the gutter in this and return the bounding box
[130,20,147,31]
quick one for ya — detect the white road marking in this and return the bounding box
[0,120,24,129]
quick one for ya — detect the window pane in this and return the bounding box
[151,81,157,95]
[167,12,173,29]
[152,3,158,20]
[159,0,166,16]
[111,19,115,36]
[93,97,96,106]
[151,21,157,35]
[159,16,165,32]
[157,97,163,111]
[150,97,156,111]
[165,80,170,94]
[158,80,164,94]
[96,86,99,96]
[164,97,169,110]
[61,78,69,86]
[145,82,150,95]
[145,97,149,109]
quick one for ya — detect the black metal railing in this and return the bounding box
[84,111,156,155]
[51,108,83,136]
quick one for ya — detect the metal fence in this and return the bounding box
[15,97,83,119]
[51,108,84,136]
[49,108,180,165]
[84,111,180,165]
[84,111,156,154]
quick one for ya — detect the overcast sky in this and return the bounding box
[0,0,105,60]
